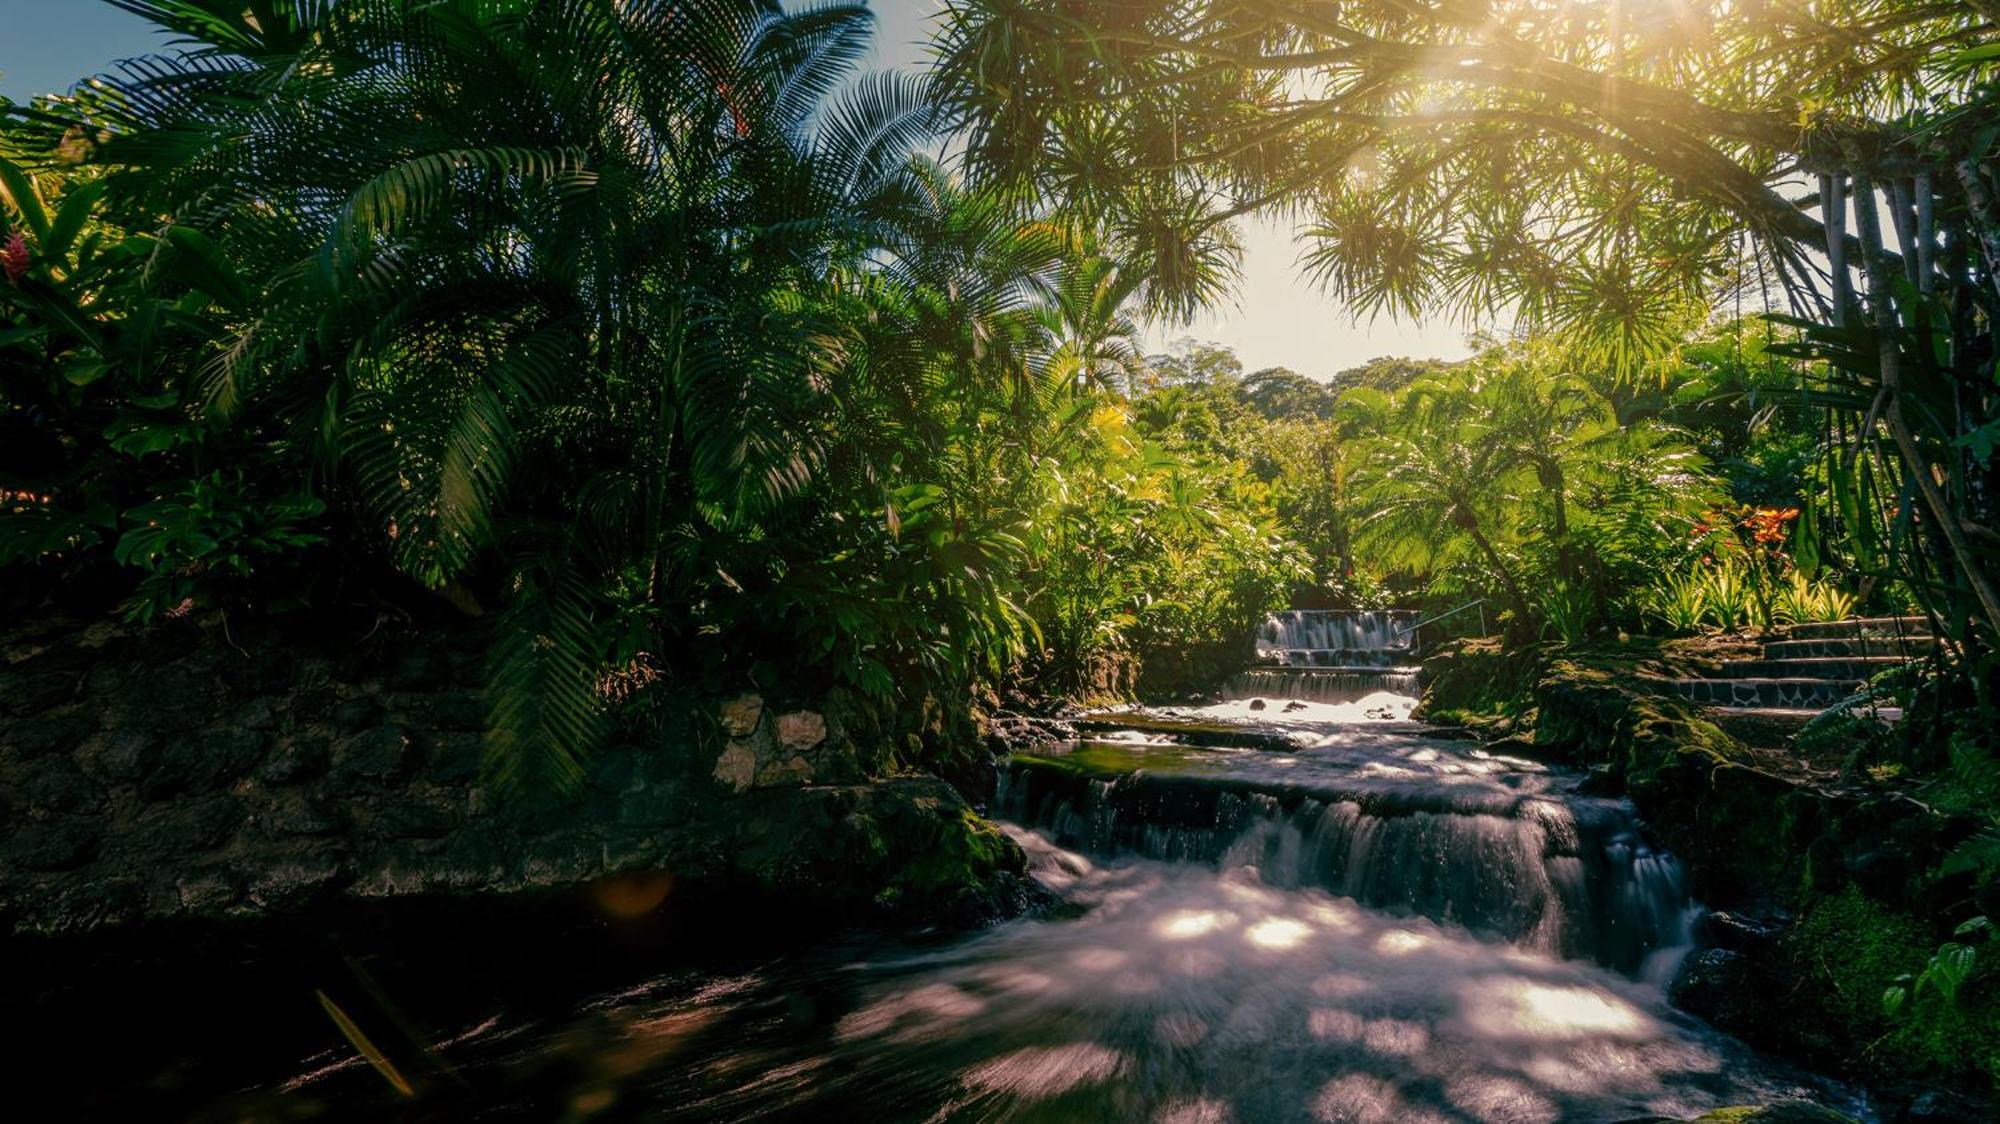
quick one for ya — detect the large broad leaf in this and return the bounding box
[0,156,50,240]
[160,226,252,312]
[43,181,105,263]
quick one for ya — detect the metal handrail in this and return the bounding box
[1394,598,1489,640]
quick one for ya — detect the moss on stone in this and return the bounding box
[1688,1107,1858,1123]
[1412,638,1549,729]
[1778,886,2000,1089]
[1016,742,1226,779]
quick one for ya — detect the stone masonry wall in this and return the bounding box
[0,614,1027,937]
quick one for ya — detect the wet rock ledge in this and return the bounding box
[0,613,1033,940]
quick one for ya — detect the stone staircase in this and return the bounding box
[1665,616,1932,715]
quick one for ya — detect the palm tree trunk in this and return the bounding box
[1461,518,1534,626]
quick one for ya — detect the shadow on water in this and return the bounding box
[18,686,1867,1123]
[180,825,1858,1123]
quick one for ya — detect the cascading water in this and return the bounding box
[995,733,1698,978]
[212,619,1863,1121]
[1231,609,1423,703]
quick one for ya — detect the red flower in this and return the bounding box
[1,231,28,285]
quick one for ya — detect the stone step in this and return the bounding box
[1706,707,1818,747]
[1761,636,1933,660]
[1668,677,1862,710]
[1717,656,1906,681]
[1778,616,1931,641]
[1706,705,1905,746]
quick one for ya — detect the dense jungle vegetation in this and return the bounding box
[1,0,1995,774]
[5,0,2000,1108]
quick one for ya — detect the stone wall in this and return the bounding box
[0,614,1030,938]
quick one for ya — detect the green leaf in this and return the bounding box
[0,155,50,241]
[1881,985,1907,1016]
[62,359,112,387]
[161,226,252,312]
[43,181,104,263]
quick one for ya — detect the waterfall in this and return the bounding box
[1230,609,1423,704]
[998,761,1697,976]
[1228,668,1420,701]
[1257,609,1421,656]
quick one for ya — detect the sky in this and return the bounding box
[0,0,1475,379]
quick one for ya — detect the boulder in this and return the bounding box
[1669,948,1768,1042]
[1700,910,1788,955]
[712,740,758,793]
[719,693,765,737]
[774,710,827,751]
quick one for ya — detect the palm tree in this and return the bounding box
[33,0,953,785]
[1339,372,1536,626]
[1032,232,1148,394]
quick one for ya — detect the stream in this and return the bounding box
[210,709,1861,1123]
[191,613,1864,1122]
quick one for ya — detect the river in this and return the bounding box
[205,687,1864,1123]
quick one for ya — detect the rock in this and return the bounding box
[258,736,329,785]
[134,795,243,852]
[1845,847,1911,900]
[617,785,686,829]
[0,617,1037,942]
[14,820,99,871]
[432,695,487,732]
[175,866,242,914]
[1700,910,1787,954]
[4,672,76,717]
[386,647,450,691]
[712,740,757,793]
[1576,764,1623,796]
[719,693,765,737]
[235,697,281,731]
[1900,1090,1987,1123]
[426,830,510,891]
[9,711,98,759]
[77,729,158,784]
[332,696,386,735]
[1247,698,1267,711]
[427,732,484,784]
[246,851,348,909]
[774,710,827,752]
[187,729,268,790]
[755,754,815,787]
[137,729,267,798]
[371,793,459,839]
[1282,701,1308,713]
[24,761,105,814]
[330,724,414,787]
[518,837,597,886]
[260,792,345,837]
[986,714,1075,756]
[1669,948,1766,1041]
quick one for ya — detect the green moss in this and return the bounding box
[877,803,1026,913]
[1689,1107,1857,1124]
[1017,742,1228,779]
[1780,886,2000,1089]
[1413,638,1549,726]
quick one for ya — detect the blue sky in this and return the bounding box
[0,0,1469,377]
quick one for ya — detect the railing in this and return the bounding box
[1394,598,1489,642]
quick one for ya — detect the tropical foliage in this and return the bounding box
[934,0,2000,656]
[0,0,1306,784]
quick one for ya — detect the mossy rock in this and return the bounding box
[1685,1105,1858,1123]
[1412,638,1550,728]
[685,777,1037,927]
[1775,886,2000,1091]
